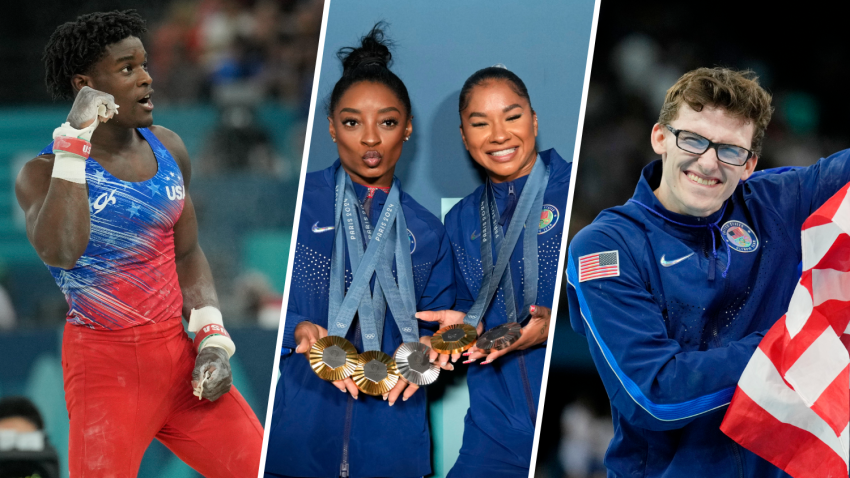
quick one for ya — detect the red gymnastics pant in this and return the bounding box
[61,317,263,477]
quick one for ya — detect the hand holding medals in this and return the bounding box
[306,167,441,404]
[463,305,552,365]
[415,309,472,365]
[438,156,551,366]
[476,321,523,354]
[295,321,361,397]
[304,158,551,404]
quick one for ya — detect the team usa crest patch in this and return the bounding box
[578,250,619,282]
[408,229,416,253]
[538,205,559,234]
[721,220,759,253]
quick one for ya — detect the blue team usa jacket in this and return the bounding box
[444,149,572,476]
[265,161,456,478]
[567,150,850,478]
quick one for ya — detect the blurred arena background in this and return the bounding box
[0,0,322,476]
[535,2,850,477]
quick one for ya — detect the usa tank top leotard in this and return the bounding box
[39,128,185,330]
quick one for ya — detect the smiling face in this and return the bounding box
[73,36,154,128]
[460,80,538,183]
[651,104,758,217]
[328,81,411,187]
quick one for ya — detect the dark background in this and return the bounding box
[536,2,850,477]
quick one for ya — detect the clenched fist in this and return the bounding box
[67,86,119,129]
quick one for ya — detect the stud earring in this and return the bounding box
[332,137,336,143]
[404,136,410,142]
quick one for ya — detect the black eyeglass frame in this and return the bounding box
[664,125,755,166]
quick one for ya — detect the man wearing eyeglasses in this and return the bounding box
[565,67,850,477]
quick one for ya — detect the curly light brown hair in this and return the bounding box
[658,67,774,156]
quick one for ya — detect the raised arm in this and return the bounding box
[16,155,90,268]
[15,87,117,269]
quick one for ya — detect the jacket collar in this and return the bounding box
[631,160,727,227]
[490,148,561,199]
[324,159,397,201]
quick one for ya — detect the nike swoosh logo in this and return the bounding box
[471,230,480,240]
[660,253,694,267]
[311,222,334,233]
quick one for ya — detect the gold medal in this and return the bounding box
[352,350,400,396]
[430,323,478,354]
[309,336,358,381]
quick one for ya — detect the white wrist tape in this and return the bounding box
[189,306,236,357]
[200,335,236,358]
[51,121,99,184]
[51,152,87,184]
[54,121,98,142]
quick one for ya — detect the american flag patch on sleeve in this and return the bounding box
[578,251,620,282]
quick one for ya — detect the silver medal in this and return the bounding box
[394,342,440,386]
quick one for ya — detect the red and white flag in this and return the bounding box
[721,183,850,478]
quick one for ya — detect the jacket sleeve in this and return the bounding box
[798,149,850,216]
[416,226,457,337]
[281,299,312,350]
[280,236,321,350]
[451,244,476,315]
[747,149,850,244]
[443,204,476,314]
[568,227,764,431]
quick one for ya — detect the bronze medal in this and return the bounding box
[475,322,522,354]
[430,323,478,355]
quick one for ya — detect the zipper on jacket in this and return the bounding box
[517,350,537,423]
[730,441,744,478]
[340,320,361,478]
[339,395,354,478]
[500,183,518,229]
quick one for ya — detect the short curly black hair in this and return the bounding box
[43,10,147,100]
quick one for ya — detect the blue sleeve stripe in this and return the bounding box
[567,251,734,422]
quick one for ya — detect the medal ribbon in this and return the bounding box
[328,165,394,351]
[463,155,549,327]
[373,208,420,344]
[328,164,419,349]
